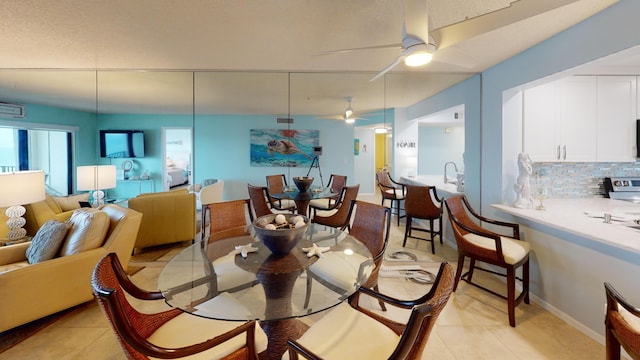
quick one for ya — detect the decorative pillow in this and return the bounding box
[59,208,110,256]
[53,193,91,212]
[26,220,70,264]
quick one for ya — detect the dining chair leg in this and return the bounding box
[606,326,621,360]
[507,267,516,327]
[467,258,477,282]
[438,216,443,244]
[373,283,387,311]
[303,272,312,309]
[523,259,530,304]
[453,256,465,291]
[402,216,412,247]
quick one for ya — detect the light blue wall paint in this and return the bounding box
[418,126,464,175]
[192,114,356,200]
[407,75,482,207]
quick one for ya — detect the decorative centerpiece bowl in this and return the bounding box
[253,214,309,254]
[293,176,314,192]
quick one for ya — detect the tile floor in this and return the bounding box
[0,193,606,359]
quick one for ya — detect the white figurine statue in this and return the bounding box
[513,153,533,209]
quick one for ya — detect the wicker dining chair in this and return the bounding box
[92,252,267,360]
[444,194,530,327]
[288,262,454,360]
[308,174,347,216]
[376,170,406,226]
[304,200,390,310]
[247,184,274,219]
[203,199,253,242]
[403,184,443,254]
[605,282,640,360]
[266,174,297,212]
[310,184,360,231]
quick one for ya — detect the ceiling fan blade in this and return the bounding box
[320,43,401,55]
[370,55,404,82]
[432,0,581,49]
[403,0,429,41]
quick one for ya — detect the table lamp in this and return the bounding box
[77,165,117,206]
[0,170,46,240]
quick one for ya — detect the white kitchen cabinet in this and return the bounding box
[597,76,637,162]
[523,77,596,161]
[523,76,636,162]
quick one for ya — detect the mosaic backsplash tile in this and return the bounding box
[531,162,640,198]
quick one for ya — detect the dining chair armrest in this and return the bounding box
[287,339,323,360]
[107,252,165,301]
[606,282,640,316]
[461,197,519,238]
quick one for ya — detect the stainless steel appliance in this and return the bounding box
[604,177,640,203]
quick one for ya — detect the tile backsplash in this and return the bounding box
[532,162,640,198]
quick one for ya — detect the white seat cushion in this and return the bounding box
[309,198,332,210]
[148,294,267,360]
[383,189,405,199]
[211,254,257,292]
[462,233,530,265]
[286,302,399,359]
[308,252,372,291]
[619,306,640,333]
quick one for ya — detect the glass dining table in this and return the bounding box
[157,223,373,360]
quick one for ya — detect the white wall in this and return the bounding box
[354,127,376,195]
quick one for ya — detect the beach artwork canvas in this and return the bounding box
[250,129,319,167]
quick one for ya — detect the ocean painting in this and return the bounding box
[250,129,319,167]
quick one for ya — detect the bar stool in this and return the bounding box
[403,185,443,254]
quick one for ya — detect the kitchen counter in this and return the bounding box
[400,175,462,196]
[492,198,640,255]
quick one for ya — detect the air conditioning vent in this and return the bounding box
[277,117,293,124]
[0,102,26,118]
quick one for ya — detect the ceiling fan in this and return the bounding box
[324,0,583,81]
[317,96,376,124]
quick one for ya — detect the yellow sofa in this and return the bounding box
[127,189,196,252]
[0,193,89,238]
[0,204,142,333]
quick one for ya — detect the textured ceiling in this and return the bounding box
[0,0,620,116]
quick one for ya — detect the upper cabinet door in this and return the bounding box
[523,81,560,162]
[556,76,597,162]
[596,76,637,162]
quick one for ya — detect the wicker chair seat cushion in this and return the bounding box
[462,233,530,265]
[309,198,332,210]
[289,302,399,359]
[383,188,405,198]
[308,252,372,291]
[276,199,296,209]
[211,254,258,292]
[148,293,268,359]
[619,306,640,332]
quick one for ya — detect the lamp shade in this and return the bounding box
[0,170,46,207]
[77,165,117,191]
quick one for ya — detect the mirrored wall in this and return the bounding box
[0,69,473,197]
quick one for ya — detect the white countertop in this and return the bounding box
[400,175,462,196]
[492,198,640,255]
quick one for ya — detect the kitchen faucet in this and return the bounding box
[444,161,459,184]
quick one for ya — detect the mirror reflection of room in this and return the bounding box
[164,128,192,191]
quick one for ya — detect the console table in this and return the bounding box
[116,178,154,196]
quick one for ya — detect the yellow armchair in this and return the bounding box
[127,189,196,252]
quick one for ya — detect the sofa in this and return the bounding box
[0,193,89,238]
[127,189,196,252]
[0,204,142,333]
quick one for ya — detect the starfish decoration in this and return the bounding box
[302,243,331,258]
[229,244,259,258]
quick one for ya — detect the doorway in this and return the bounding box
[162,127,193,191]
